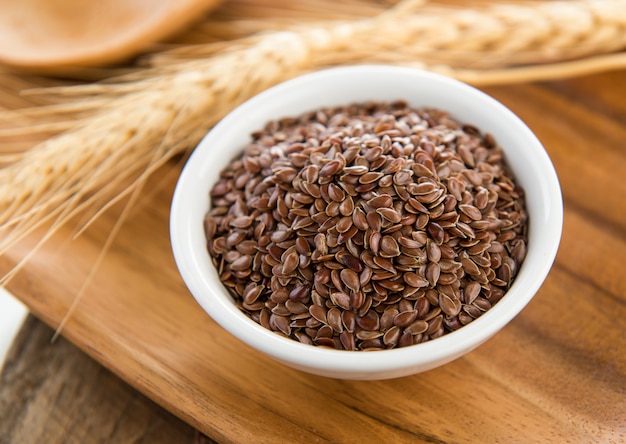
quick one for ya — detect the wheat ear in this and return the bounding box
[1,0,626,266]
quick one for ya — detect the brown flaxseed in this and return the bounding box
[204,101,528,350]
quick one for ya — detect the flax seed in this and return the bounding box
[206,101,528,350]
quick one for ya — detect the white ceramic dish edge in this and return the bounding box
[0,288,28,370]
[170,65,563,380]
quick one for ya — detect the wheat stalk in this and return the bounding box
[149,0,626,69]
[1,0,626,278]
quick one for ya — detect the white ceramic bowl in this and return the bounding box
[170,65,562,380]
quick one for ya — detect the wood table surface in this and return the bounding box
[1,53,625,444]
[1,315,203,443]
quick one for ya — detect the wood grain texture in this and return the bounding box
[0,315,203,443]
[1,70,624,443]
[0,0,223,72]
[0,19,625,439]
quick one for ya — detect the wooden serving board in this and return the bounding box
[3,72,626,442]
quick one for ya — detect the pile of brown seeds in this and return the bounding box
[204,101,528,351]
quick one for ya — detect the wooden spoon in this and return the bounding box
[0,0,222,73]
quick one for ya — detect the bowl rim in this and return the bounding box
[170,65,563,375]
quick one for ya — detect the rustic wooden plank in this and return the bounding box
[0,315,201,443]
[484,78,626,233]
[542,70,626,124]
[1,67,625,443]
